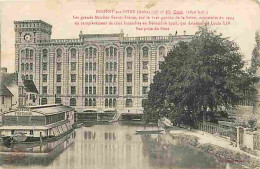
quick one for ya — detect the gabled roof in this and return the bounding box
[23,80,38,93]
[0,82,13,97]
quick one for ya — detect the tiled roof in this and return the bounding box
[0,82,13,97]
[23,80,38,93]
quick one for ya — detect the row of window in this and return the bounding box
[21,49,34,59]
[105,74,117,83]
[21,63,33,71]
[105,86,117,95]
[125,86,148,95]
[21,75,33,80]
[41,97,140,108]
[106,62,117,71]
[127,74,149,83]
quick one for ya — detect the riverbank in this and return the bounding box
[167,126,260,168]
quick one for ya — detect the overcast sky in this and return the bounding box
[1,0,260,73]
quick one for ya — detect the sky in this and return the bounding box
[0,0,260,73]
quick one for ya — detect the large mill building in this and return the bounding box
[14,20,192,114]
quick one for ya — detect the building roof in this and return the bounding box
[29,104,74,115]
[0,82,13,97]
[23,80,38,93]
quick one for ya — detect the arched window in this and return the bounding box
[85,48,89,58]
[70,98,76,106]
[26,49,29,58]
[89,99,93,106]
[105,99,108,107]
[159,46,166,57]
[114,48,117,57]
[109,99,112,107]
[21,63,24,71]
[110,47,113,57]
[142,47,149,57]
[57,49,62,58]
[30,63,33,71]
[41,98,47,105]
[89,47,93,58]
[42,49,48,59]
[93,48,97,57]
[113,99,116,107]
[126,47,132,57]
[85,98,89,106]
[105,48,109,57]
[21,50,25,58]
[30,50,34,59]
[71,48,76,58]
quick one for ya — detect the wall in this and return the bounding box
[0,96,12,113]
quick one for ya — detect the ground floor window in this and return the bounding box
[70,98,76,106]
[30,130,33,135]
[41,98,47,105]
[11,130,15,135]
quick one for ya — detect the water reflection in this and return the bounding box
[0,125,247,169]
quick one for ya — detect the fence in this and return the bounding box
[198,122,234,138]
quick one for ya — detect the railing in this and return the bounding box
[123,35,193,41]
[198,122,234,138]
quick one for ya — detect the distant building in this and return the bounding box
[0,83,13,112]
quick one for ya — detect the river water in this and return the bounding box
[0,124,245,169]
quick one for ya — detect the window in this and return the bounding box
[142,86,148,94]
[106,62,109,70]
[110,62,113,71]
[25,75,29,80]
[105,99,108,107]
[11,130,15,135]
[93,75,96,83]
[109,99,112,107]
[93,62,96,71]
[114,62,117,71]
[42,86,47,94]
[85,87,88,95]
[113,99,116,107]
[127,62,132,69]
[126,47,133,57]
[26,63,29,70]
[127,74,132,82]
[89,62,92,70]
[26,49,29,58]
[30,63,33,71]
[56,74,61,82]
[71,62,76,71]
[126,99,133,107]
[110,47,113,57]
[85,98,89,106]
[85,48,89,58]
[30,130,33,135]
[71,74,76,82]
[42,63,47,70]
[114,48,117,57]
[57,62,62,71]
[55,98,61,104]
[93,99,96,106]
[127,86,132,94]
[21,63,24,71]
[30,75,33,80]
[85,75,88,83]
[89,87,92,94]
[89,99,93,106]
[29,94,34,100]
[42,74,48,82]
[89,47,93,58]
[1,97,4,104]
[143,61,148,69]
[143,74,148,82]
[85,62,88,70]
[113,87,116,94]
[41,98,47,105]
[93,48,97,57]
[71,86,76,95]
[70,98,76,106]
[109,87,113,94]
[109,75,113,83]
[42,49,48,59]
[57,49,62,57]
[106,48,109,57]
[114,75,117,83]
[71,48,76,58]
[56,86,61,95]
[30,50,34,59]
[105,87,108,94]
[93,87,96,94]
[89,75,92,83]
[21,50,25,58]
[143,47,149,57]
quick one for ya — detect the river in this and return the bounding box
[0,123,245,169]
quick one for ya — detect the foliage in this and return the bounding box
[251,31,260,74]
[144,26,258,126]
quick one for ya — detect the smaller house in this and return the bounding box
[0,83,14,113]
[23,79,39,106]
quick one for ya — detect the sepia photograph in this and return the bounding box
[0,0,260,168]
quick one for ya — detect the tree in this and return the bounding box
[251,31,260,74]
[144,26,258,126]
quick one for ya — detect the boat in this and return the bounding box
[135,126,165,134]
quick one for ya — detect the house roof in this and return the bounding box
[23,80,38,93]
[0,82,13,97]
[30,104,75,115]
